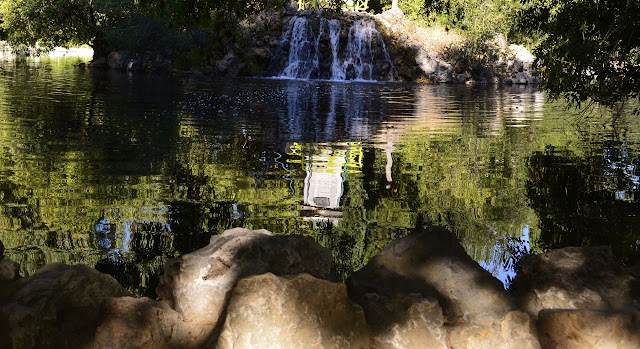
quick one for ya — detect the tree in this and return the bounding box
[519,0,640,109]
[0,0,133,56]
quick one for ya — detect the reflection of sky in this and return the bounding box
[603,144,640,201]
[479,225,531,289]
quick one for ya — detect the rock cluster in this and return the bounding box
[377,10,537,84]
[82,8,537,84]
[83,51,173,73]
[1,226,638,348]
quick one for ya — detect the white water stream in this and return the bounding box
[278,16,394,81]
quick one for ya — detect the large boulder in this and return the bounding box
[449,311,541,349]
[0,263,129,348]
[509,246,640,316]
[358,293,447,349]
[216,273,371,349]
[347,227,512,321]
[88,297,190,349]
[156,228,332,344]
[537,309,640,348]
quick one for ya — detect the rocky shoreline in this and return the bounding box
[1,227,638,348]
[80,8,538,86]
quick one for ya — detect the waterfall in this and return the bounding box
[280,17,327,79]
[341,19,394,81]
[328,20,345,81]
[276,16,394,81]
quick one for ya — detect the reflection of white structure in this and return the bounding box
[303,146,347,210]
[293,143,363,226]
[304,172,343,209]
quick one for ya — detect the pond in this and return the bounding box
[1,57,639,296]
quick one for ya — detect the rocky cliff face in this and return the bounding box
[1,227,638,348]
[87,8,537,85]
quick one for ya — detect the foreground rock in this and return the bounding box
[509,246,640,316]
[0,256,19,282]
[358,293,447,349]
[217,273,371,349]
[347,227,512,321]
[88,297,189,349]
[537,309,640,348]
[0,263,129,348]
[156,228,333,345]
[449,311,541,349]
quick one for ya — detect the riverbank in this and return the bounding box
[1,227,638,348]
[0,41,93,61]
[81,8,537,85]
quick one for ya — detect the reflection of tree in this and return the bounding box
[527,146,640,263]
[3,60,638,295]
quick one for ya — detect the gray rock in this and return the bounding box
[217,273,371,349]
[449,311,541,349]
[515,71,531,84]
[509,246,640,316]
[156,228,332,345]
[436,62,453,82]
[0,263,129,348]
[415,49,438,75]
[347,227,513,321]
[359,293,447,349]
[537,309,640,349]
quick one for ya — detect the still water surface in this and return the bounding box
[1,58,639,296]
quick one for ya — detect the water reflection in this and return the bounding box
[0,58,639,296]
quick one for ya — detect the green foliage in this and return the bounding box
[0,0,133,54]
[140,0,284,30]
[375,0,522,37]
[445,31,502,75]
[518,0,640,109]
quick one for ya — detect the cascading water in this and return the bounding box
[341,19,394,81]
[280,17,327,79]
[328,20,345,81]
[276,16,394,81]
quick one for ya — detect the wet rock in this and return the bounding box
[87,57,107,69]
[0,263,129,348]
[509,246,640,316]
[216,52,241,76]
[217,273,371,349]
[449,311,541,349]
[88,297,189,349]
[537,309,640,348]
[0,257,20,282]
[156,228,332,345]
[126,59,139,71]
[514,71,532,84]
[107,51,130,70]
[359,293,447,349]
[436,62,453,82]
[347,227,512,321]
